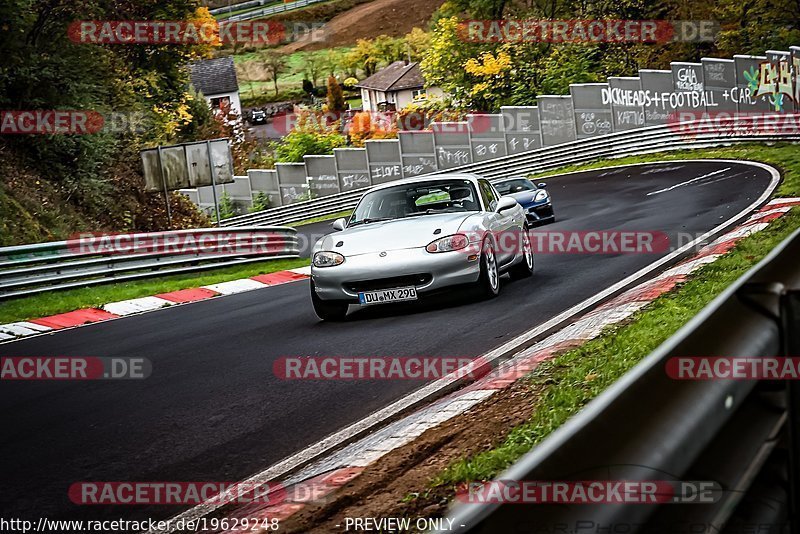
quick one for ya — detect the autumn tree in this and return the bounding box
[0,0,218,235]
[405,28,430,61]
[237,61,264,99]
[347,39,381,77]
[323,49,343,77]
[261,49,288,97]
[348,111,397,147]
[373,35,406,64]
[303,51,323,86]
[326,76,346,112]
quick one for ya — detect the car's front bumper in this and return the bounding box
[521,202,555,224]
[312,247,481,301]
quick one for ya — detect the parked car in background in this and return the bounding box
[493,177,555,225]
[249,109,267,125]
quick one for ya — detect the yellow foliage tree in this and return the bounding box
[187,7,221,59]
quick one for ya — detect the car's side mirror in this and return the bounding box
[496,196,517,213]
[537,183,547,188]
[332,218,347,231]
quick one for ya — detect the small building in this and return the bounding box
[356,61,444,113]
[190,57,242,116]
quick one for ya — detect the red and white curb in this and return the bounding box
[201,197,800,531]
[0,267,311,343]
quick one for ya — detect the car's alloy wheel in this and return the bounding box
[476,240,500,299]
[310,280,349,321]
[509,227,534,280]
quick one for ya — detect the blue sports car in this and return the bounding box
[493,177,555,225]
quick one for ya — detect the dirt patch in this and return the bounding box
[279,380,542,533]
[280,0,446,52]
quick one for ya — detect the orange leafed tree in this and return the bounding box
[348,111,397,147]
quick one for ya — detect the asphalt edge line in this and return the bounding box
[149,159,782,533]
[0,268,310,346]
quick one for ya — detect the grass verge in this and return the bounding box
[287,210,352,227]
[0,257,310,324]
[431,143,800,486]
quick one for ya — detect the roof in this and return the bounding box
[190,57,239,96]
[355,61,425,92]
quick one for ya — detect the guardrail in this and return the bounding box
[213,0,326,21]
[0,227,300,300]
[221,116,800,227]
[440,227,800,533]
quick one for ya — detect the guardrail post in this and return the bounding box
[156,146,173,229]
[782,289,800,533]
[206,140,222,227]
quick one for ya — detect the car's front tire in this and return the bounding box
[509,226,534,280]
[475,238,500,299]
[310,280,349,321]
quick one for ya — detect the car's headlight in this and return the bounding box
[534,190,549,202]
[313,251,345,267]
[426,234,469,253]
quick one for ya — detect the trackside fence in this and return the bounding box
[220,116,800,227]
[440,228,800,533]
[0,227,300,299]
[211,0,326,21]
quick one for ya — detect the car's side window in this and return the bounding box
[478,180,498,211]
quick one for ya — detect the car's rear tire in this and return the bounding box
[310,280,349,321]
[475,239,500,299]
[509,226,534,280]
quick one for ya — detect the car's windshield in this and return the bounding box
[350,179,480,226]
[494,179,536,195]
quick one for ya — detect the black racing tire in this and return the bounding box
[475,238,500,299]
[310,280,349,321]
[509,226,534,280]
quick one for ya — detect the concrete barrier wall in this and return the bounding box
[570,84,613,139]
[181,45,799,212]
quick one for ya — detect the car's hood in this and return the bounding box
[316,212,474,256]
[507,190,543,204]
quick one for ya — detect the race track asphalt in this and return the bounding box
[0,161,774,522]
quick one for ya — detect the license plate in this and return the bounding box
[358,286,418,305]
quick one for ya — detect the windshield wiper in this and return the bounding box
[348,217,394,227]
[404,208,462,217]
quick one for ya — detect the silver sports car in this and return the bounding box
[310,173,534,320]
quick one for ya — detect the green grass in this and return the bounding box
[234,46,356,105]
[431,143,800,487]
[287,210,352,227]
[0,257,310,324]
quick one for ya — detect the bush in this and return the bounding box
[274,130,346,162]
[218,192,236,220]
[249,191,271,212]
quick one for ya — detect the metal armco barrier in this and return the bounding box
[220,116,800,227]
[440,228,800,533]
[213,0,325,21]
[0,227,300,299]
